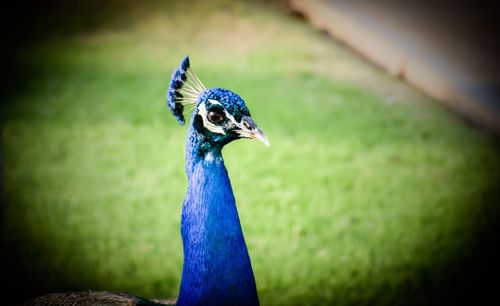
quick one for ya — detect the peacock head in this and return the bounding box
[167,55,269,149]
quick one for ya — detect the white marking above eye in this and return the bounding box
[208,99,222,106]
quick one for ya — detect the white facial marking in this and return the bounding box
[197,102,225,134]
[197,100,245,135]
[210,100,245,129]
[222,109,240,128]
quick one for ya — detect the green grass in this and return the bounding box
[1,1,500,305]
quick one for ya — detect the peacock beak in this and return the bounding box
[236,116,270,147]
[251,127,270,147]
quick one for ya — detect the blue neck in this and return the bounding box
[177,127,259,306]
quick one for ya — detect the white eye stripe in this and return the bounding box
[210,100,245,128]
[222,109,240,128]
[197,100,245,135]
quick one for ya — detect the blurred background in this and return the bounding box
[1,1,499,305]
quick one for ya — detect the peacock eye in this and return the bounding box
[207,109,225,124]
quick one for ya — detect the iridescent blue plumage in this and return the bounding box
[179,155,259,306]
[167,56,268,306]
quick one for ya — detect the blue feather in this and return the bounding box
[178,145,259,306]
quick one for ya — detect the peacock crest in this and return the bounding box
[167,55,206,124]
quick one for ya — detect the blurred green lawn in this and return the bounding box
[1,1,500,305]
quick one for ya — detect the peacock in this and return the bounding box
[23,55,267,306]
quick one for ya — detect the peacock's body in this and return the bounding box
[23,56,267,306]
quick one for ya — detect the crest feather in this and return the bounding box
[167,55,206,125]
